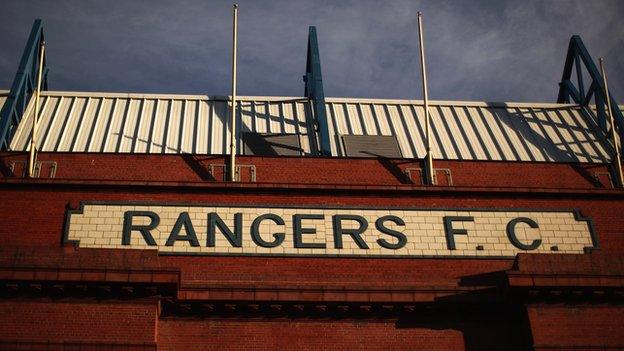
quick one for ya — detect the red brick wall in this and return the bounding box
[167,255,511,285]
[158,318,464,351]
[0,152,614,189]
[1,186,623,287]
[1,152,621,256]
[528,305,624,350]
[1,187,622,250]
[0,299,158,349]
[158,303,531,351]
[0,187,622,288]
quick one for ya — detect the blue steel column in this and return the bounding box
[0,19,48,150]
[304,26,331,156]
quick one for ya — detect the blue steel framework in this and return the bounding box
[0,19,48,150]
[303,26,331,156]
[557,35,623,148]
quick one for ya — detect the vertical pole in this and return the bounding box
[229,4,239,182]
[599,58,623,188]
[417,12,434,185]
[28,41,45,178]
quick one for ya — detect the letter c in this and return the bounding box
[506,217,541,250]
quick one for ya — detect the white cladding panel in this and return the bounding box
[8,91,615,163]
[323,100,612,163]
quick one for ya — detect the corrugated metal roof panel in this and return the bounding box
[8,91,615,163]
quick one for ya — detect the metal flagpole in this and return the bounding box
[417,12,434,185]
[229,4,239,182]
[599,57,623,188]
[29,40,45,178]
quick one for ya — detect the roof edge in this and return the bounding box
[3,89,586,109]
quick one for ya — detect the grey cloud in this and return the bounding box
[0,0,622,103]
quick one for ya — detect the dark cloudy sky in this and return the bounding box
[0,0,623,103]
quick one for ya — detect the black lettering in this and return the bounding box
[375,215,407,250]
[293,214,326,249]
[122,211,158,246]
[251,213,285,248]
[506,217,541,250]
[165,212,200,247]
[332,215,369,249]
[207,212,242,247]
[444,216,474,250]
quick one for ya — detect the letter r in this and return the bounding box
[122,211,159,246]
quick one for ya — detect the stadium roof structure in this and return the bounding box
[2,90,616,164]
[1,20,622,170]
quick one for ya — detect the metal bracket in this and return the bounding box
[435,168,453,186]
[404,167,424,184]
[9,160,57,178]
[0,19,48,150]
[209,164,256,182]
[404,167,453,186]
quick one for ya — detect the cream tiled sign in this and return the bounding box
[64,203,597,258]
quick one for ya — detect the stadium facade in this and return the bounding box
[0,19,623,350]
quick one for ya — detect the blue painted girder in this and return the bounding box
[0,19,48,150]
[557,35,623,149]
[304,26,331,156]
